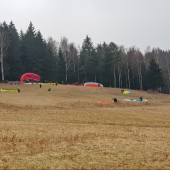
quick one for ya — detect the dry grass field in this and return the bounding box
[0,83,170,169]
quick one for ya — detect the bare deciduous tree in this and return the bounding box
[69,43,78,73]
[125,50,130,89]
[47,37,58,56]
[60,37,70,83]
[136,51,144,90]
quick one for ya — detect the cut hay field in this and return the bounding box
[0,83,170,170]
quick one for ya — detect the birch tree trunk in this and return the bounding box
[0,31,9,82]
[126,55,130,89]
[118,64,122,88]
[0,46,4,82]
[65,62,68,83]
[137,55,143,90]
[113,68,116,88]
[139,64,143,90]
[94,75,96,82]
[166,55,170,94]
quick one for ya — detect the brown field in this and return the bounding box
[0,83,170,170]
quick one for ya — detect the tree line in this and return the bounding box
[0,21,170,94]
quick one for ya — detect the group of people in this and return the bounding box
[112,89,143,103]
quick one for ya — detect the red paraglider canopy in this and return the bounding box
[20,73,40,84]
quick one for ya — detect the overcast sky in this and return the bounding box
[1,0,170,51]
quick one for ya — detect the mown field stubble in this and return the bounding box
[0,83,170,169]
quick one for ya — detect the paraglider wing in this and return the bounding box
[123,90,131,95]
[84,82,103,87]
[20,73,40,84]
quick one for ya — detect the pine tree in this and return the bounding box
[102,42,118,87]
[42,39,57,82]
[144,58,164,91]
[57,48,66,83]
[34,30,46,75]
[95,44,105,83]
[20,22,37,73]
[80,35,94,82]
[86,49,98,82]
[6,21,21,80]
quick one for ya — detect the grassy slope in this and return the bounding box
[0,83,170,169]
